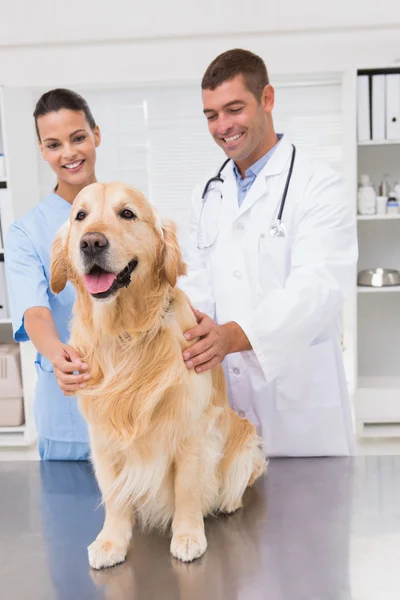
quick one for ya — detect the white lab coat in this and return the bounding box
[179,137,358,457]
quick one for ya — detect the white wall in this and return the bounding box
[2,0,400,46]
[1,1,400,87]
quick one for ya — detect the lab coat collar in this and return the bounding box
[258,136,294,177]
[227,137,294,218]
[221,136,293,183]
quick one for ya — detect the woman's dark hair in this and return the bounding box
[33,88,96,140]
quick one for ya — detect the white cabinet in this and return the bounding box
[0,87,40,448]
[350,67,400,437]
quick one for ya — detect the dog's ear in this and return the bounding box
[50,221,69,294]
[161,221,187,287]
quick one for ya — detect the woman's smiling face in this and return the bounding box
[37,108,100,189]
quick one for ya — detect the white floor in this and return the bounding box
[1,437,400,460]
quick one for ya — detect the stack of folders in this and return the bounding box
[357,73,400,142]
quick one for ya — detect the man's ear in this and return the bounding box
[50,221,69,294]
[160,221,187,287]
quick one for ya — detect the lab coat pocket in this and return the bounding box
[276,340,340,411]
[257,233,289,290]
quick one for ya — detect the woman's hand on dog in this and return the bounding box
[182,309,251,373]
[51,343,90,396]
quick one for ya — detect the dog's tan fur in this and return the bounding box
[50,182,266,568]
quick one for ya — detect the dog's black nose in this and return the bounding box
[80,232,109,256]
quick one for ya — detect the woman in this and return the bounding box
[5,89,101,460]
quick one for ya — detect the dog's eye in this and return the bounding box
[120,209,137,220]
[75,211,86,221]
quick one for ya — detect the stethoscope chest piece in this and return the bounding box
[270,220,286,238]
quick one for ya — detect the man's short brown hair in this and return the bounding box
[201,49,269,102]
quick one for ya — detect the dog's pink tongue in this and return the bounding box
[83,272,116,294]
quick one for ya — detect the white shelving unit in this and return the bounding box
[357,214,400,220]
[0,86,40,449]
[351,65,400,438]
[358,139,400,146]
[357,286,400,294]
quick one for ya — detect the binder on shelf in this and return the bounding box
[357,75,371,141]
[0,187,10,247]
[0,256,9,319]
[372,75,386,141]
[386,74,400,140]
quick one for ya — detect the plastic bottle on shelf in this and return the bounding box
[392,181,400,202]
[357,175,376,215]
[376,178,389,215]
[387,189,399,215]
[376,195,388,215]
[379,178,390,197]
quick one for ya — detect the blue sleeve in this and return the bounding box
[4,223,51,342]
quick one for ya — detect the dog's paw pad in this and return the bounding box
[88,538,128,570]
[170,531,207,562]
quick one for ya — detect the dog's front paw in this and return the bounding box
[170,530,207,562]
[88,538,128,570]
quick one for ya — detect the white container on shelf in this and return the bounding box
[357,174,376,215]
[0,344,24,427]
[376,195,388,215]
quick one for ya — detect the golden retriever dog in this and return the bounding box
[50,182,267,569]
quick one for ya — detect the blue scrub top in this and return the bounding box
[4,193,89,447]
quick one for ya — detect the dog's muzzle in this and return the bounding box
[84,259,138,300]
[79,232,138,299]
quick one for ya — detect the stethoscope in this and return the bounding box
[197,144,296,249]
[201,157,231,200]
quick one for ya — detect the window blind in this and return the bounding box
[35,76,343,243]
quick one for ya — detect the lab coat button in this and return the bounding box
[235,222,244,231]
[233,367,240,375]
[238,410,246,418]
[233,270,242,279]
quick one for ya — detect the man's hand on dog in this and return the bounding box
[182,308,251,373]
[51,344,90,396]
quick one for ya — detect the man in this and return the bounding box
[179,49,358,457]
